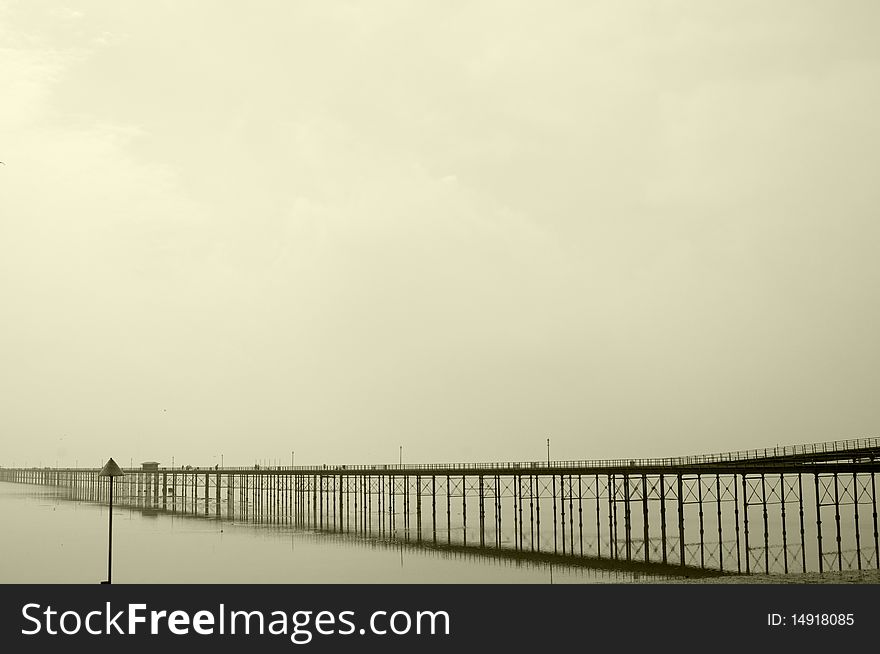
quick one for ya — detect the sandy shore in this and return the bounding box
[652,568,880,584]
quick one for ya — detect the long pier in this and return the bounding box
[2,437,878,575]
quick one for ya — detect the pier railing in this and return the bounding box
[3,436,877,474]
[328,438,880,471]
[201,435,880,473]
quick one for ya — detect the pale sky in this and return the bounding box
[2,1,879,468]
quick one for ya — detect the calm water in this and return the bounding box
[0,482,673,584]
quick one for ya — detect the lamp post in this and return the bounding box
[399,446,402,466]
[98,458,125,584]
[547,438,551,465]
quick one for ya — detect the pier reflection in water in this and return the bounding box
[0,482,703,583]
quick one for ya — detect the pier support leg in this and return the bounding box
[660,474,667,564]
[743,474,750,574]
[814,473,823,573]
[833,472,842,571]
[698,475,704,569]
[761,474,769,573]
[677,474,685,567]
[798,474,806,573]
